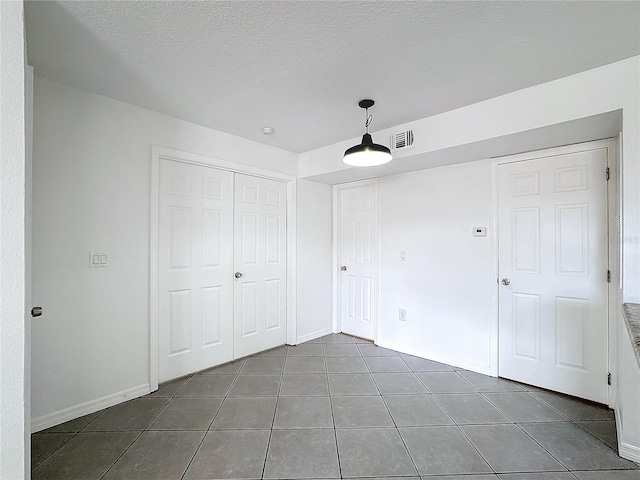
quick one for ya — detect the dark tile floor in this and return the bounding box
[32,334,640,479]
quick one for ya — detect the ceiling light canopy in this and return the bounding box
[343,99,392,167]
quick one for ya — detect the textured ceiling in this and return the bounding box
[25,1,640,153]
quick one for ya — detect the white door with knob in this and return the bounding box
[158,160,234,381]
[158,161,287,381]
[233,173,287,358]
[497,142,610,403]
[337,180,378,340]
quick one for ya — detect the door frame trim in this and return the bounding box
[150,146,297,391]
[332,178,380,342]
[490,138,619,406]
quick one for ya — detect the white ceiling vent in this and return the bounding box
[390,130,414,151]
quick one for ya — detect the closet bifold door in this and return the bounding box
[233,173,287,359]
[158,160,234,382]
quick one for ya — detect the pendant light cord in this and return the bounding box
[365,109,372,134]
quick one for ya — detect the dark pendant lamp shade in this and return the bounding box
[343,99,392,167]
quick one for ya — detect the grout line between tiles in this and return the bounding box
[327,351,344,480]
[30,431,77,472]
[259,366,283,479]
[33,333,638,479]
[375,358,421,478]
[96,381,185,479]
[97,429,147,480]
[179,363,240,480]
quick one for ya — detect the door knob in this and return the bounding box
[341,266,347,271]
[501,278,510,286]
[31,306,43,317]
[235,272,243,278]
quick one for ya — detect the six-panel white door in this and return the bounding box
[158,160,234,382]
[338,182,377,340]
[233,173,287,358]
[498,145,609,403]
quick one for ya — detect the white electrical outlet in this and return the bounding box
[399,309,407,321]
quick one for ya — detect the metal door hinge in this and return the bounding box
[607,270,611,283]
[608,372,612,385]
[606,168,610,181]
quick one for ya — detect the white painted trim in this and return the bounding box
[618,441,640,464]
[492,139,615,165]
[152,146,295,182]
[618,130,624,291]
[491,138,619,402]
[296,328,333,345]
[332,178,380,343]
[150,146,297,389]
[31,384,151,433]
[149,146,160,393]
[25,64,34,474]
[286,180,298,345]
[331,185,339,334]
[489,159,500,377]
[377,340,493,376]
[374,179,380,344]
[616,411,640,463]
[606,138,620,409]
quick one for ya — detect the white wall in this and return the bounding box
[0,0,29,476]
[295,179,333,342]
[300,56,640,461]
[31,76,298,428]
[24,61,34,478]
[300,57,640,303]
[617,311,640,461]
[377,161,493,373]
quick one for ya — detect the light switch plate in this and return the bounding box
[89,251,109,268]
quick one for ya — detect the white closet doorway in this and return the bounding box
[153,150,291,384]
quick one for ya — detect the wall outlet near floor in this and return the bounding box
[399,309,407,321]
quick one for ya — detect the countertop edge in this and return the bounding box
[622,303,640,369]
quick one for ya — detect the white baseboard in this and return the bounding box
[619,440,640,464]
[295,328,333,345]
[31,383,151,433]
[376,340,493,376]
[615,409,640,464]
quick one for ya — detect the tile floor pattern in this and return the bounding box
[32,334,639,480]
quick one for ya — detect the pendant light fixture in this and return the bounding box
[343,99,392,167]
